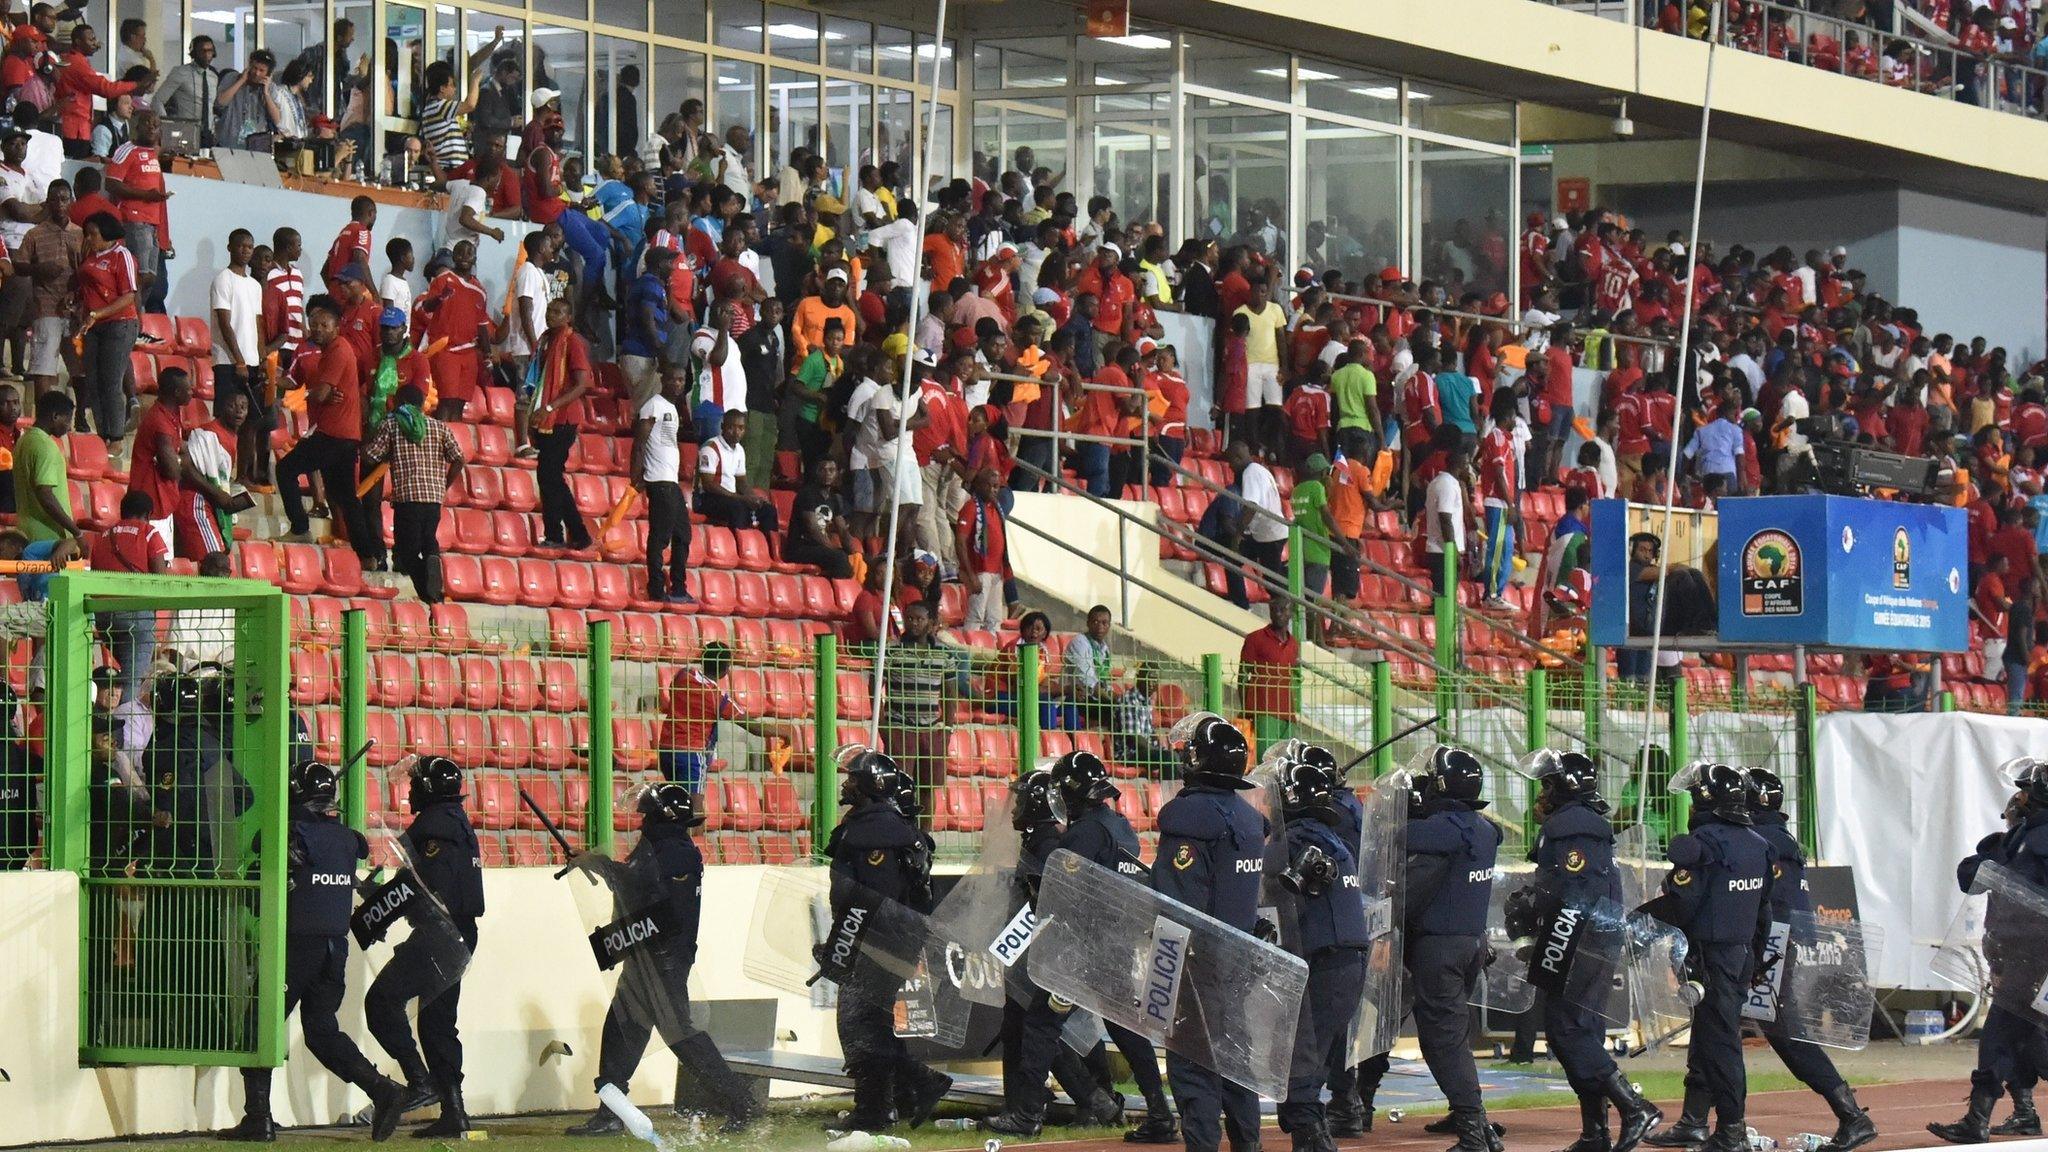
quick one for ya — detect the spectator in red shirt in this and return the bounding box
[89,488,168,700]
[655,641,742,790]
[1238,599,1300,746]
[1536,323,1578,484]
[104,110,171,312]
[1990,503,2043,599]
[533,296,594,551]
[322,195,376,292]
[57,24,146,157]
[126,363,190,534]
[419,238,491,421]
[277,294,372,559]
[955,467,1012,631]
[76,212,141,443]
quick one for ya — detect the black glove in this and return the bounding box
[1254,917,1279,944]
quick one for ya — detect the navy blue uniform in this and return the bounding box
[1748,810,1851,1098]
[1398,798,1501,1119]
[242,812,387,1108]
[1656,813,1774,1131]
[1531,798,1623,1093]
[365,800,484,1093]
[1154,783,1269,1152]
[1001,819,1109,1120]
[1278,814,1370,1136]
[826,799,938,1119]
[1960,811,2048,1104]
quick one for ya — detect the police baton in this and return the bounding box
[1341,715,1441,775]
[517,787,583,879]
[339,737,377,775]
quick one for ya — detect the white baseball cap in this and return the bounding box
[531,87,562,107]
[824,267,850,283]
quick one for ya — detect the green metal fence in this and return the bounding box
[46,571,290,1068]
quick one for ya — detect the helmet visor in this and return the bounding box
[1514,748,1562,782]
[1166,709,1226,752]
[2000,756,2040,790]
[1258,736,1307,775]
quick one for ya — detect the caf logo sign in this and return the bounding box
[1741,530,1802,617]
[1892,527,1911,590]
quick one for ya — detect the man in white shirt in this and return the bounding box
[853,164,889,230]
[1423,441,1471,597]
[499,231,554,458]
[379,237,414,316]
[868,209,919,291]
[209,227,264,470]
[441,166,505,249]
[718,125,751,200]
[691,300,747,444]
[1220,440,1290,609]
[632,367,692,603]
[845,362,926,540]
[1019,221,1059,301]
[694,408,779,539]
[1726,332,1766,401]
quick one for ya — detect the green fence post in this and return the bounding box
[1669,678,1692,832]
[1799,682,1821,855]
[1581,635,1601,748]
[1019,643,1042,768]
[1370,659,1394,777]
[812,635,839,855]
[1288,523,1306,636]
[1940,690,1957,713]
[1525,668,1549,844]
[342,608,368,832]
[1201,652,1226,715]
[1434,542,1458,723]
[587,619,614,854]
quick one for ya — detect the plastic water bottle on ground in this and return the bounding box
[1786,1133,1830,1152]
[933,1118,978,1130]
[1745,1126,1777,1152]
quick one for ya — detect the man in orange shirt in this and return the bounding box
[790,267,858,359]
[922,211,966,291]
[1071,343,1136,498]
[1326,426,1391,602]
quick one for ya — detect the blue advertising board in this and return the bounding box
[1715,495,1967,652]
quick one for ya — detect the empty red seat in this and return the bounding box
[762,774,804,831]
[469,774,518,830]
[764,668,806,718]
[517,775,563,831]
[501,468,539,513]
[553,562,594,610]
[703,526,738,570]
[441,555,484,601]
[571,473,610,517]
[446,712,489,766]
[174,315,211,355]
[590,563,633,612]
[540,658,582,711]
[312,709,342,760]
[462,466,504,511]
[616,611,661,659]
[661,615,700,662]
[548,607,588,653]
[727,617,768,664]
[836,673,872,721]
[450,508,493,555]
[530,714,575,770]
[365,711,402,765]
[732,572,770,618]
[765,573,805,619]
[723,777,764,832]
[697,570,738,615]
[367,653,415,708]
[414,653,459,709]
[487,713,531,770]
[66,433,111,481]
[498,658,539,711]
[328,547,391,599]
[800,576,836,619]
[290,650,335,705]
[474,556,517,605]
[387,600,431,651]
[948,779,984,832]
[726,666,766,719]
[613,717,655,769]
[514,558,558,608]
[405,712,454,760]
[489,510,532,557]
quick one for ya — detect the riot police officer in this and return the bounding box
[1271,744,1369,1152]
[1731,768,1877,1152]
[564,783,760,1136]
[987,766,1124,1136]
[1154,714,1267,1152]
[1347,757,1446,1136]
[1390,746,1505,1152]
[824,747,952,1131]
[365,755,485,1135]
[1514,750,1663,1152]
[1930,759,2048,1144]
[1641,763,1774,1152]
[218,761,407,1142]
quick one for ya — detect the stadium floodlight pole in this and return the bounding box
[1633,0,1723,865]
[867,0,950,747]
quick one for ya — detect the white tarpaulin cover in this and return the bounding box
[1814,711,2047,989]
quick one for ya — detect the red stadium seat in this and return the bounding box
[365,711,402,765]
[236,541,280,585]
[836,673,872,721]
[388,601,431,651]
[174,315,211,356]
[763,574,803,620]
[735,529,774,572]
[703,526,738,570]
[440,555,484,602]
[462,465,504,511]
[414,653,459,709]
[484,388,517,428]
[725,667,766,719]
[733,572,770,617]
[763,668,805,718]
[502,468,539,513]
[290,650,335,705]
[558,775,590,831]
[660,615,700,662]
[590,562,633,612]
[723,777,763,832]
[446,712,489,766]
[518,776,563,831]
[728,617,768,664]
[487,713,532,770]
[530,714,575,770]
[469,774,519,830]
[947,730,978,777]
[571,473,610,517]
[553,562,594,610]
[66,433,111,481]
[368,653,415,708]
[473,424,513,467]
[277,543,323,595]
[548,607,588,653]
[312,709,343,760]
[138,313,173,347]
[328,547,393,599]
[613,717,655,770]
[405,712,454,760]
[451,508,494,555]
[697,570,738,615]
[514,558,559,607]
[831,579,859,618]
[763,774,804,831]
[498,658,539,711]
[540,658,583,711]
[616,611,661,659]
[800,575,836,619]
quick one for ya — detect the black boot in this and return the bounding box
[564,1107,624,1137]
[986,1111,1045,1136]
[1994,1087,2042,1137]
[1928,1091,1999,1145]
[1447,1110,1497,1152]
[394,1060,439,1116]
[1698,1124,1748,1152]
[675,1032,761,1133]
[218,1073,276,1142]
[411,1081,470,1138]
[1819,1083,1876,1152]
[1562,1091,1611,1152]
[899,1063,952,1129]
[1291,1125,1327,1152]
[366,1076,408,1142]
[1431,1115,1507,1138]
[837,1066,897,1132]
[1125,1090,1178,1144]
[1605,1070,1666,1152]
[1644,1084,1710,1150]
[1327,1092,1366,1140]
[1080,1089,1127,1127]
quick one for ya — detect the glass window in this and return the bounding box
[434,5,457,86]
[979,37,1069,90]
[768,67,817,183]
[1411,139,1512,295]
[927,103,954,182]
[882,32,951,88]
[1305,124,1399,286]
[533,0,585,22]
[1089,93,1168,230]
[1187,97,1289,260]
[1184,34,1288,104]
[263,0,324,76]
[385,3,427,122]
[653,44,707,136]
[333,1,371,118]
[596,0,650,32]
[716,58,759,175]
[765,5,817,64]
[825,16,870,73]
[973,97,1066,195]
[533,24,586,151]
[465,11,524,132]
[1409,81,1515,146]
[186,3,251,72]
[717,0,762,53]
[1078,28,1172,87]
[930,37,957,89]
[877,25,912,82]
[877,86,912,181]
[595,36,646,160]
[825,77,870,179]
[1302,59,1400,124]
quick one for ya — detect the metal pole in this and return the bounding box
[1669,678,1692,833]
[812,635,839,854]
[1019,642,1042,770]
[1435,541,1459,726]
[1635,0,1723,840]
[1201,652,1226,715]
[1799,681,1821,855]
[1288,523,1306,641]
[1527,666,1550,845]
[587,618,614,854]
[1370,658,1394,776]
[342,608,368,832]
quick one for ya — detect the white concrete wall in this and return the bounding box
[0,864,838,1146]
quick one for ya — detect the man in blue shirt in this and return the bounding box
[1436,367,1479,438]
[1685,400,1746,494]
[619,246,674,408]
[0,529,76,601]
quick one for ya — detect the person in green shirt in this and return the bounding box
[1330,339,1379,439]
[1292,453,1345,641]
[15,393,78,544]
[790,316,846,463]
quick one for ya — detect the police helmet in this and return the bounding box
[1278,749,1344,818]
[1744,767,1785,813]
[407,754,465,808]
[1012,768,1058,831]
[1167,711,1254,790]
[635,781,704,827]
[1050,749,1118,813]
[837,744,912,813]
[2000,757,2048,807]
[1403,768,1431,816]
[1424,745,1486,805]
[1520,748,1600,803]
[1671,761,1752,823]
[290,760,338,809]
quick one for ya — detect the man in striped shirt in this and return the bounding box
[879,600,957,829]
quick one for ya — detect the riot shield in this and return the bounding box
[1349,771,1409,1063]
[1931,888,1991,999]
[1954,861,2048,1031]
[350,832,472,1005]
[570,849,700,1046]
[1742,909,1880,1050]
[1512,888,1628,1025]
[916,793,1028,1049]
[1250,755,1303,956]
[1614,824,1663,911]
[1472,876,1539,1014]
[742,865,835,995]
[1624,908,1698,1051]
[1027,849,1309,1099]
